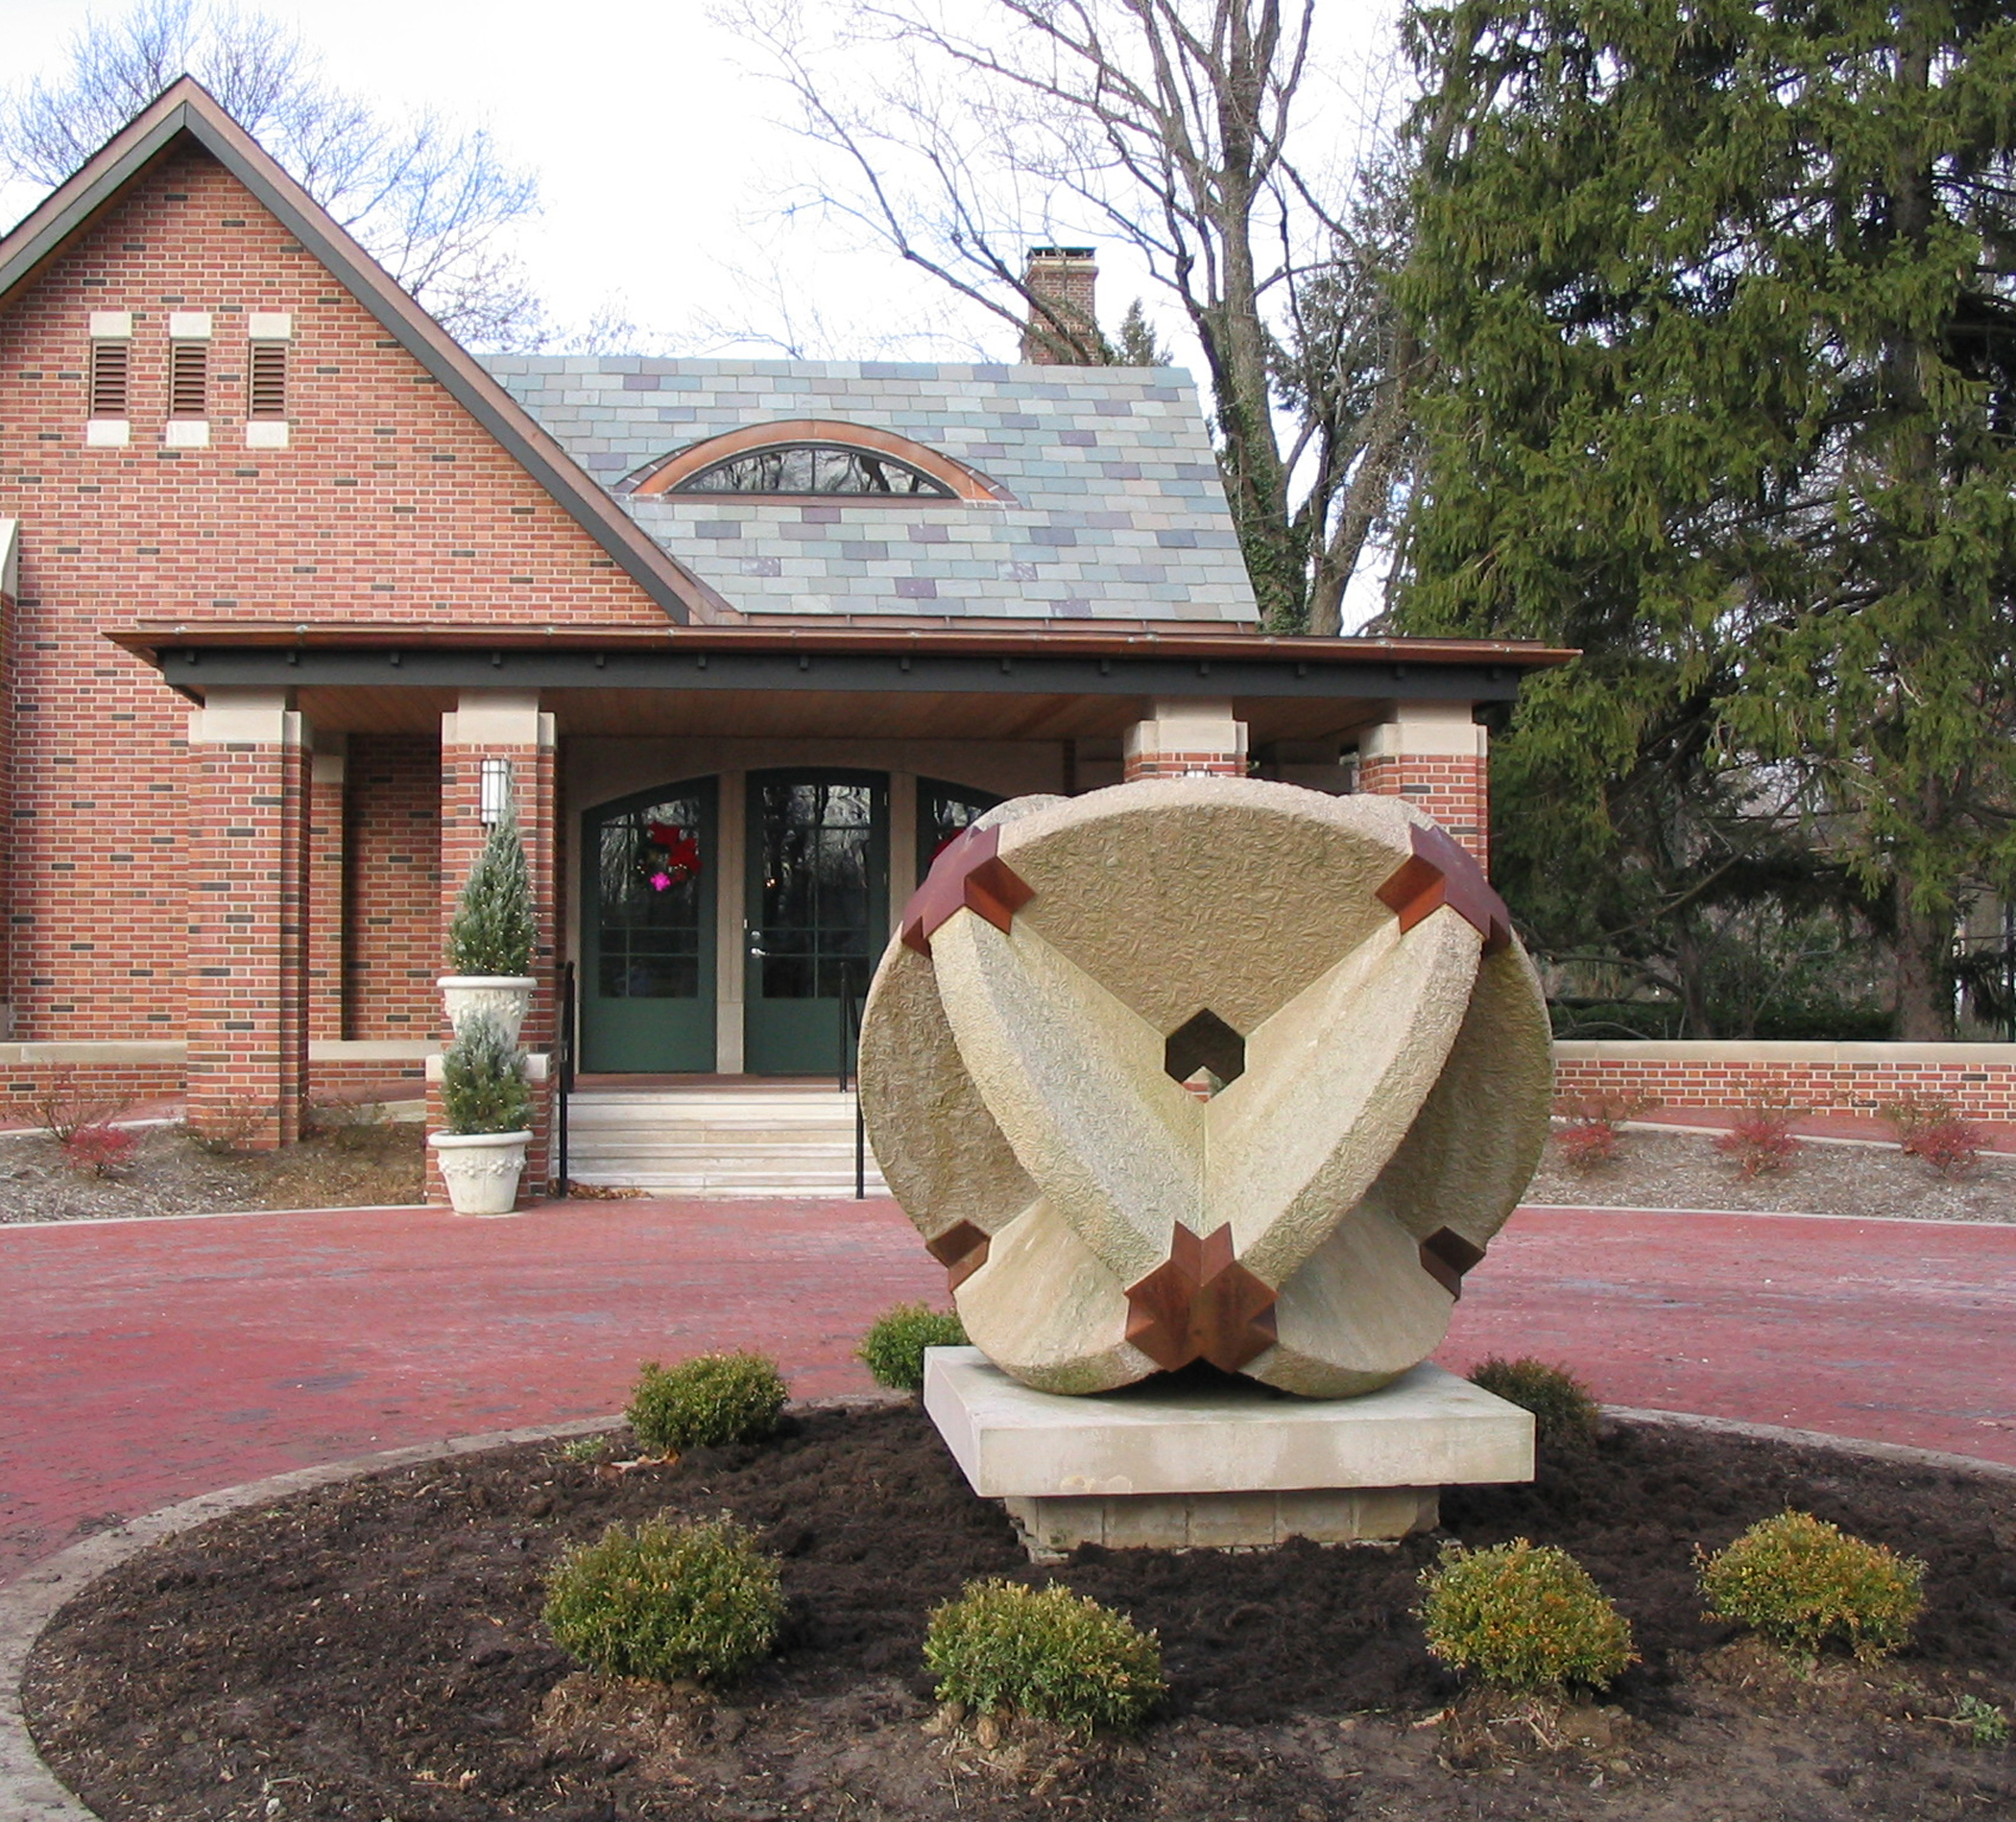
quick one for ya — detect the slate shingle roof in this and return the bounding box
[481,357,1258,625]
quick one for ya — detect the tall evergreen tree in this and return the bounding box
[1392,0,2016,1037]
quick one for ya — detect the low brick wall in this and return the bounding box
[1552,1041,2016,1121]
[0,1041,438,1127]
[0,1057,183,1116]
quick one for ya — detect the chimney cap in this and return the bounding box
[1028,245,1096,261]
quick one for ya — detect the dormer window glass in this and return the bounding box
[674,443,954,497]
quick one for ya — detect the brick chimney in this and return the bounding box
[1020,246,1100,365]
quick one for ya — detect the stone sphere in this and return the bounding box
[858,778,1552,1397]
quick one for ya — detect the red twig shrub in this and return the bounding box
[61,1122,138,1177]
[1883,1094,1985,1180]
[1715,1103,1803,1177]
[1552,1093,1660,1172]
[1555,1122,1618,1169]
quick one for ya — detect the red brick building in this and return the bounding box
[0,81,1565,1193]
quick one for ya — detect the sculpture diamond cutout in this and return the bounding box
[1164,1008,1245,1091]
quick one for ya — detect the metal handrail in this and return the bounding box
[555,960,576,1193]
[838,964,867,1198]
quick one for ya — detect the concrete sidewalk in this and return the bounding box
[3,1196,2012,1586]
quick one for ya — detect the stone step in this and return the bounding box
[562,1088,886,1196]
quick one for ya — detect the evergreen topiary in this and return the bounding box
[856,1303,968,1392]
[627,1353,787,1453]
[1697,1510,1925,1663]
[1469,1356,1602,1447]
[439,1009,531,1135]
[446,801,536,976]
[1418,1539,1638,1693]
[924,1579,1165,1735]
[543,1517,783,1685]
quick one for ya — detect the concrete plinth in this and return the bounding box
[924,1347,1533,1554]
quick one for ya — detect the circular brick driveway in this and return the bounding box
[3,1196,2012,1585]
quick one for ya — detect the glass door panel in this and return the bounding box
[744,771,888,1075]
[580,779,717,1072]
[918,778,1003,878]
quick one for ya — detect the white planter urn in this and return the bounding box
[429,1129,533,1215]
[438,975,537,1045]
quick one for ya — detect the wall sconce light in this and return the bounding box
[479,757,514,827]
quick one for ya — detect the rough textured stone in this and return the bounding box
[859,779,1552,1396]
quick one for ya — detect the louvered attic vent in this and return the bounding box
[247,341,287,418]
[88,340,129,417]
[169,339,208,417]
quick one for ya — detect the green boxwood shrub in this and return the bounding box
[1418,1539,1637,1692]
[856,1303,968,1392]
[1468,1356,1601,1447]
[439,1010,531,1135]
[543,1517,782,1684]
[924,1579,1165,1735]
[446,800,536,976]
[627,1352,786,1453]
[1697,1510,1925,1662]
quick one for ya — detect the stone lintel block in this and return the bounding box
[924,1348,1533,1501]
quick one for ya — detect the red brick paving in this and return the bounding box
[2,1197,2011,1587]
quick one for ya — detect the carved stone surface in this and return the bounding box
[858,779,1553,1397]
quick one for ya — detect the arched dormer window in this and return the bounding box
[681,443,950,497]
[626,419,1013,503]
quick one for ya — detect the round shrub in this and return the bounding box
[856,1302,968,1392]
[627,1353,786,1454]
[924,1579,1165,1735]
[1418,1539,1637,1692]
[1697,1509,1925,1662]
[1468,1356,1601,1447]
[543,1516,783,1684]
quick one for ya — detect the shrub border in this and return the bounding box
[3,1402,2010,1820]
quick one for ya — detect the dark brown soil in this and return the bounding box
[24,1405,2016,1821]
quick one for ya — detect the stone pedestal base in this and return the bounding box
[924,1348,1532,1556]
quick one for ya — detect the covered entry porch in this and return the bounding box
[119,621,1565,1195]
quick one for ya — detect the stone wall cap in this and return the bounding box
[1552,1039,2016,1065]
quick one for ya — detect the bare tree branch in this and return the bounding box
[1,0,544,348]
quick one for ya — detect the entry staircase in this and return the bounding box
[563,1081,888,1197]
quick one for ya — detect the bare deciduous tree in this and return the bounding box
[721,0,1418,633]
[1,0,544,349]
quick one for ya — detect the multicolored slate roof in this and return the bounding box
[481,357,1259,625]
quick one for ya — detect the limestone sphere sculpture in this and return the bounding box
[857,778,1553,1399]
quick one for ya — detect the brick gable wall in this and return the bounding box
[0,143,668,1042]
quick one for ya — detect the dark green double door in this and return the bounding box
[581,769,888,1076]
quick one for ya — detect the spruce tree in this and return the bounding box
[446,801,537,977]
[1394,0,2016,1038]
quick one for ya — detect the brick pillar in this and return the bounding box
[1122,699,1248,781]
[429,692,558,1206]
[1355,702,1490,866]
[307,735,346,1045]
[185,688,310,1149]
[0,520,16,1040]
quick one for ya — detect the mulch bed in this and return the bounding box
[23,1403,2016,1821]
[0,1118,423,1224]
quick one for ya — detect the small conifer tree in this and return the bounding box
[440,1010,531,1135]
[446,800,536,976]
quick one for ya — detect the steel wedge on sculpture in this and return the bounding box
[858,778,1552,1552]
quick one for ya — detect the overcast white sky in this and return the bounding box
[2,0,1408,357]
[3,0,1410,617]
